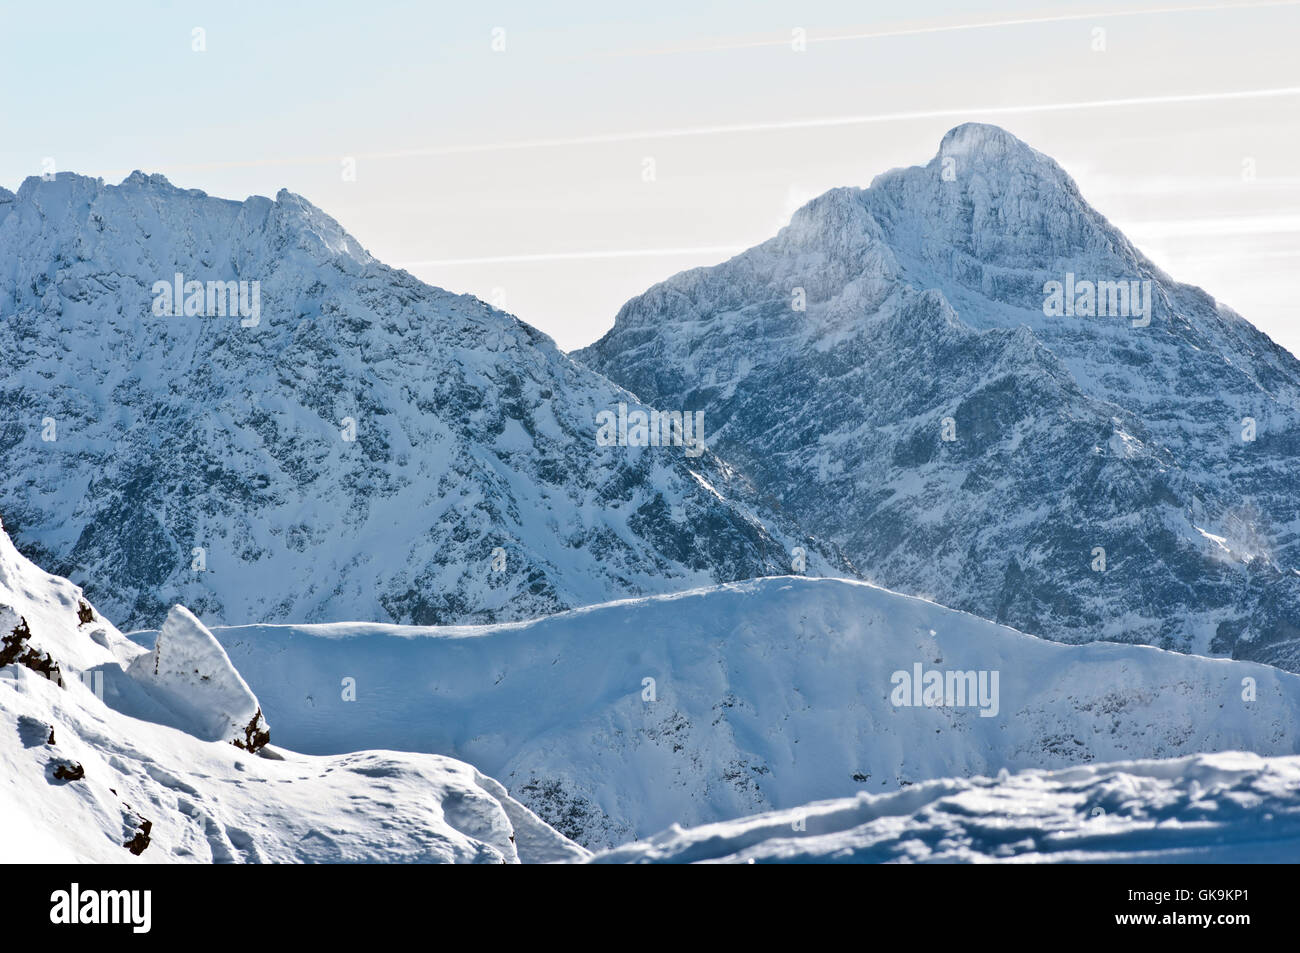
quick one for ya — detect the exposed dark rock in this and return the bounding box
[232,707,270,754]
[52,761,84,782]
[0,616,63,686]
[123,818,152,855]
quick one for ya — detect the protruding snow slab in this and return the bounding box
[127,605,269,750]
[589,751,1300,863]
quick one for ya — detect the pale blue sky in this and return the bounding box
[2,0,1297,353]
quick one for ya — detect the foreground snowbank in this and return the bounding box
[0,520,586,863]
[590,752,1300,863]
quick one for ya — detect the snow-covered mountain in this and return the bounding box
[0,172,843,631]
[0,518,586,862]
[590,751,1300,863]
[165,574,1300,850]
[577,123,1300,671]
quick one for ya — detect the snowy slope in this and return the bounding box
[590,751,1300,863]
[0,172,844,631]
[0,519,587,863]
[577,123,1300,671]
[165,575,1300,850]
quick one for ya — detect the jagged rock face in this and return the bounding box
[578,123,1300,670]
[0,173,841,630]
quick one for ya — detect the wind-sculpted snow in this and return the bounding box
[179,575,1300,850]
[0,519,587,863]
[0,172,843,630]
[589,751,1300,863]
[124,605,268,751]
[578,123,1300,671]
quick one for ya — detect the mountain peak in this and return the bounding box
[121,170,177,189]
[853,122,1137,282]
[1,169,376,272]
[579,125,1300,673]
[271,187,374,266]
[933,123,1068,181]
[937,122,1035,159]
[0,173,836,630]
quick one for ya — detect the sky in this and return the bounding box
[1,0,1297,354]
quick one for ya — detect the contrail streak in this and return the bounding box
[102,84,1300,176]
[596,0,1300,57]
[402,215,1300,270]
[356,86,1300,158]
[397,245,747,267]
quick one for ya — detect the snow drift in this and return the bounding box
[590,751,1300,863]
[125,605,269,750]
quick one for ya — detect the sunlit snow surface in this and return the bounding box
[590,752,1300,863]
[0,519,587,863]
[6,507,1298,863]
[162,575,1300,850]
